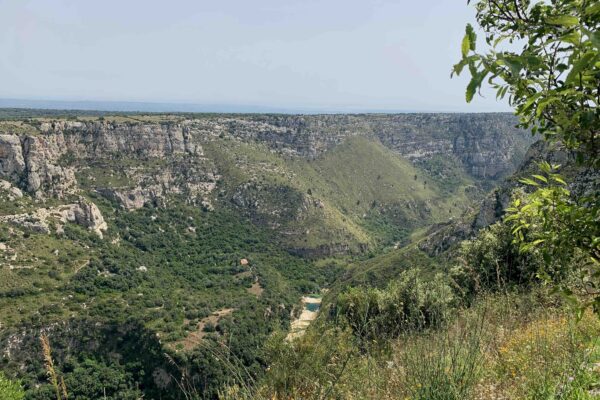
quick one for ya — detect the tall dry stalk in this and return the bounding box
[40,333,68,400]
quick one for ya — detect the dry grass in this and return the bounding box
[247,279,264,297]
[225,291,600,400]
[474,309,600,399]
[40,334,68,400]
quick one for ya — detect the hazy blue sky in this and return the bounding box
[0,0,510,112]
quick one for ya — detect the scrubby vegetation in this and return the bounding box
[219,288,599,399]
[0,198,339,398]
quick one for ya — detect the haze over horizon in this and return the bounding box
[0,0,510,113]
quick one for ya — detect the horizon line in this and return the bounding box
[0,98,513,115]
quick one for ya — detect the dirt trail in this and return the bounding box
[175,308,234,351]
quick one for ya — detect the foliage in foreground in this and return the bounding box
[223,291,600,400]
[506,162,600,316]
[454,0,600,315]
[0,372,25,400]
[450,221,542,298]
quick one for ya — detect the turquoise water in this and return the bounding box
[305,302,320,312]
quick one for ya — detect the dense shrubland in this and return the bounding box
[0,199,339,399]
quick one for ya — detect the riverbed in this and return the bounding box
[286,295,322,340]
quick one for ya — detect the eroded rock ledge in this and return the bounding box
[0,196,107,238]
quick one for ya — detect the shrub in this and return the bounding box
[0,372,25,400]
[256,328,358,400]
[450,221,542,298]
[203,321,216,332]
[336,269,455,341]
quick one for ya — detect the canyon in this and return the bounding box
[0,112,536,398]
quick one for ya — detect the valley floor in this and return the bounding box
[286,295,322,341]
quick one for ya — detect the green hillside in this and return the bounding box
[201,135,478,253]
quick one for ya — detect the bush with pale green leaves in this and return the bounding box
[450,220,543,298]
[0,372,25,400]
[335,269,455,341]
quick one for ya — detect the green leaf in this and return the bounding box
[496,85,509,100]
[559,31,581,45]
[584,2,600,17]
[462,33,471,58]
[502,55,523,77]
[536,97,560,117]
[461,24,476,57]
[519,178,540,186]
[466,23,476,51]
[452,58,469,77]
[466,78,477,103]
[546,15,579,26]
[566,52,597,84]
[532,174,548,183]
[583,28,600,50]
[550,176,567,185]
[465,69,488,103]
[521,92,542,113]
[538,161,552,173]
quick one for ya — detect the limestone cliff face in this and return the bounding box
[0,114,532,207]
[365,114,528,179]
[223,114,532,179]
[39,120,200,158]
[0,133,76,198]
[0,135,25,183]
[0,121,217,208]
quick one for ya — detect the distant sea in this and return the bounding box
[0,98,431,114]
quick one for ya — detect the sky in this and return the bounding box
[0,0,511,113]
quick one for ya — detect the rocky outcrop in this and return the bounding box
[0,134,76,198]
[0,135,26,183]
[72,198,108,238]
[0,180,23,200]
[0,197,107,238]
[289,243,353,258]
[95,164,219,210]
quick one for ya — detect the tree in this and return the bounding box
[454,0,599,315]
[454,0,599,161]
[64,359,142,400]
